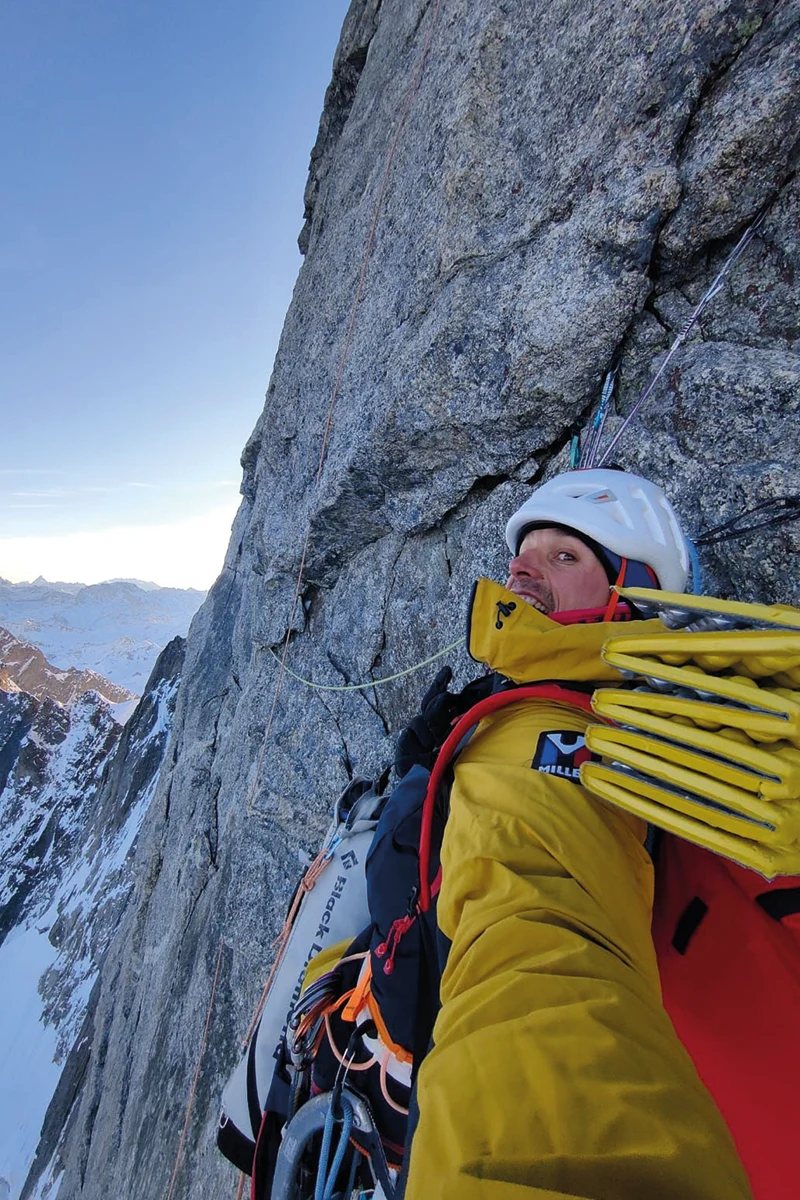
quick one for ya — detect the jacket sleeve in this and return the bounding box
[406,699,753,1200]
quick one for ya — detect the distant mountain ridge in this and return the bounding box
[0,627,135,709]
[0,578,205,695]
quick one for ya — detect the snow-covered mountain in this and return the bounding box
[0,579,204,696]
[0,629,136,711]
[0,639,184,1200]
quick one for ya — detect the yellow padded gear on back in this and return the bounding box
[600,647,800,746]
[584,726,800,843]
[618,588,800,631]
[591,692,800,802]
[581,592,800,877]
[580,761,800,878]
[602,629,800,682]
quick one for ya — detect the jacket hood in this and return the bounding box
[467,578,666,685]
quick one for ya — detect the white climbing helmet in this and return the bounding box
[505,469,690,593]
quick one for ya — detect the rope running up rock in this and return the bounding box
[594,209,767,468]
[166,937,226,1200]
[246,0,446,819]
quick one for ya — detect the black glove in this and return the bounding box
[394,666,458,779]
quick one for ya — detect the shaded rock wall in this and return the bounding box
[1,639,185,1200]
[53,0,799,1197]
[0,692,120,949]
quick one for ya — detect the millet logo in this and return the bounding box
[532,730,595,781]
[341,850,358,870]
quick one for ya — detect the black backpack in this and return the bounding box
[218,675,498,1199]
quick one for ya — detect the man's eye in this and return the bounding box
[557,551,577,562]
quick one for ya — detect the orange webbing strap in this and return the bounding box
[341,957,415,1069]
[342,957,374,1024]
[368,991,414,1069]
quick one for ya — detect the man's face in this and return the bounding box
[505,526,611,615]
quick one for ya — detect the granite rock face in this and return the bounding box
[48,1,799,1197]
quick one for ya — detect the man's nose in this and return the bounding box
[509,553,544,578]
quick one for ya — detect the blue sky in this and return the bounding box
[0,0,350,587]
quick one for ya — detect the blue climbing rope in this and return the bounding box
[685,536,704,595]
[580,363,619,468]
[315,1092,355,1200]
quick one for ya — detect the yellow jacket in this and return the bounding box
[406,580,752,1199]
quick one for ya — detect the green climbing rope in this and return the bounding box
[267,638,466,692]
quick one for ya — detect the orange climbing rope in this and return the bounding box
[166,937,226,1200]
[246,0,445,816]
[313,0,445,485]
[240,844,333,1048]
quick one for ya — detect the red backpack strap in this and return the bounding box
[418,684,594,911]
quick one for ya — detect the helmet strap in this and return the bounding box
[602,558,628,622]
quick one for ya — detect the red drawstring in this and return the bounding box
[375,914,416,975]
[550,601,633,625]
[251,1109,269,1200]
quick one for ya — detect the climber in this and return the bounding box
[220,467,796,1200]
[401,468,754,1200]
